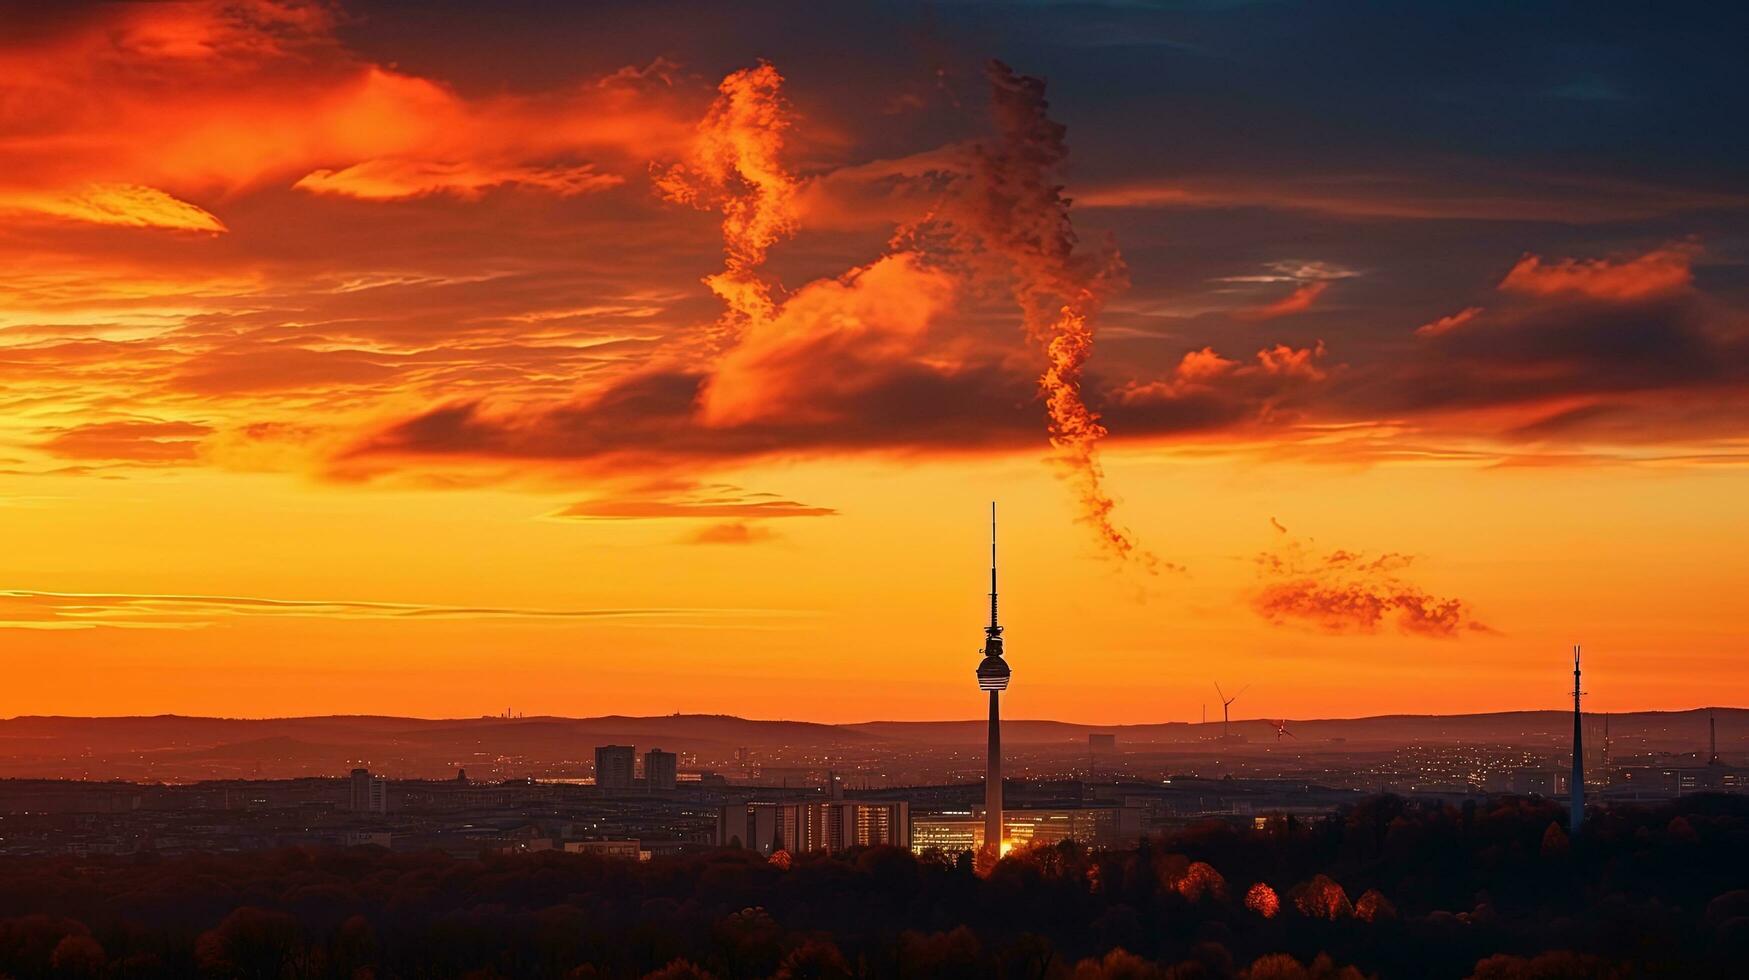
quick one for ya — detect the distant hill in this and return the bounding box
[0,713,884,780]
[848,709,1746,749]
[0,709,1739,780]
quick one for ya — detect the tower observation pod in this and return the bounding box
[977,503,1010,858]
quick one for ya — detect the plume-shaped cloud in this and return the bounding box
[654,61,799,347]
[1251,521,1490,638]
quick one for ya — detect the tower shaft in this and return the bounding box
[986,690,1002,852]
[1571,645,1584,832]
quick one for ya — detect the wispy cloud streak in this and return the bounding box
[0,589,808,631]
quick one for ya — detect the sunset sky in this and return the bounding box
[2,1,1746,722]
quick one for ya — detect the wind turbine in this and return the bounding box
[1215,683,1248,741]
[1270,719,1296,741]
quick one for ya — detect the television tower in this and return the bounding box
[975,503,1011,856]
[1570,645,1584,833]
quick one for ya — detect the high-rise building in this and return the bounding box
[348,767,387,813]
[975,504,1011,856]
[1089,733,1116,776]
[644,748,678,790]
[1570,645,1584,832]
[595,745,635,790]
[717,800,910,855]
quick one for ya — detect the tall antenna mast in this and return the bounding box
[989,501,999,631]
[1570,644,1584,833]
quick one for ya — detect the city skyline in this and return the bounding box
[2,1,1747,723]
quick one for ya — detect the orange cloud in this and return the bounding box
[698,253,960,427]
[1110,342,1333,441]
[1499,244,1697,301]
[655,61,800,346]
[37,419,212,463]
[1112,348,1237,403]
[294,160,624,201]
[1245,280,1330,319]
[1176,346,1241,383]
[1255,341,1328,381]
[556,483,836,520]
[0,1,695,231]
[0,588,778,631]
[685,522,778,545]
[1078,173,1749,224]
[1252,522,1489,638]
[0,183,226,232]
[1415,306,1484,338]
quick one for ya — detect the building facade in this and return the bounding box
[911,812,984,854]
[563,839,646,860]
[909,806,1142,856]
[717,800,911,855]
[644,749,678,790]
[348,768,387,813]
[595,745,635,790]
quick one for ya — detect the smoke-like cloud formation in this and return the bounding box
[1252,521,1490,638]
[920,62,1156,567]
[654,61,799,349]
[982,63,1147,566]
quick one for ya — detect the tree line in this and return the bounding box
[0,793,1743,978]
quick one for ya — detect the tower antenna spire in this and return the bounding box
[990,501,999,631]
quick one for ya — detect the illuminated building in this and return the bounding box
[910,806,1141,855]
[911,812,983,854]
[717,800,911,855]
[1001,807,1138,849]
